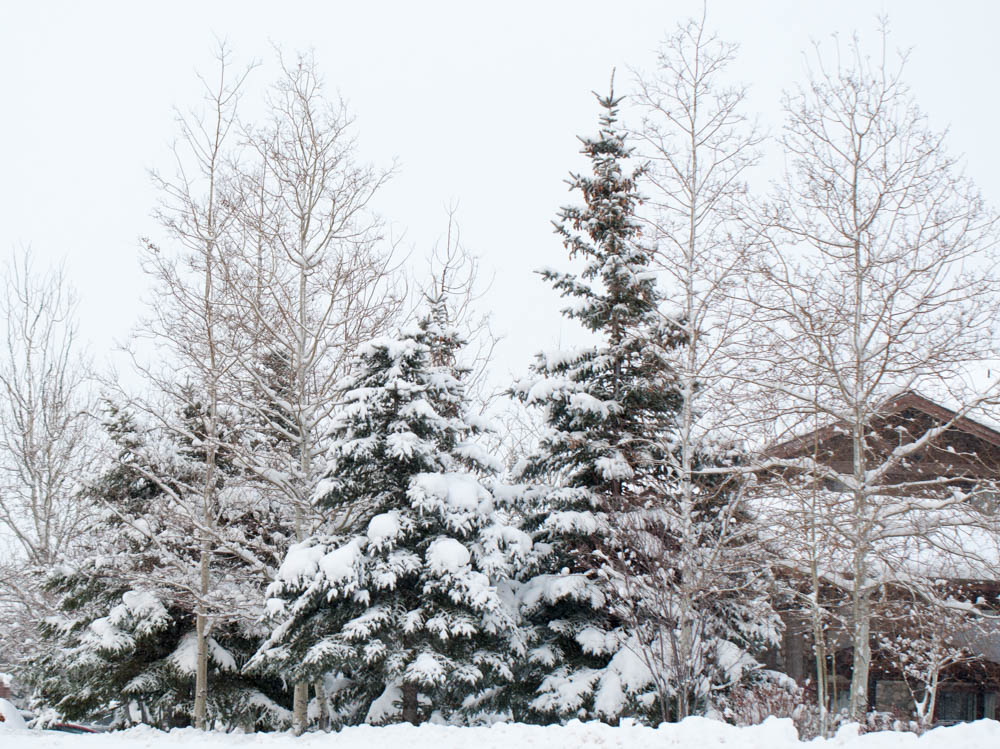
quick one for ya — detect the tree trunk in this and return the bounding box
[292,681,309,735]
[315,680,330,731]
[848,555,871,722]
[194,407,217,729]
[918,666,941,732]
[401,683,419,725]
[193,478,212,730]
[193,606,209,728]
[808,587,831,737]
[807,486,832,738]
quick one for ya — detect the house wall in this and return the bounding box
[773,609,1000,723]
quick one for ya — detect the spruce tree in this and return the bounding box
[510,81,685,723]
[34,404,293,730]
[251,310,527,726]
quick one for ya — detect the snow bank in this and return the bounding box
[0,697,27,729]
[3,718,1000,749]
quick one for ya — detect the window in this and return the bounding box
[935,690,977,723]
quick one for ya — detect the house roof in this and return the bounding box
[766,391,1000,459]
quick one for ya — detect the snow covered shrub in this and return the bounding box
[720,671,818,737]
[722,674,918,740]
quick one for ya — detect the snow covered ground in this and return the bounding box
[3,717,1000,749]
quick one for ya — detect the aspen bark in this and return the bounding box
[292,682,309,735]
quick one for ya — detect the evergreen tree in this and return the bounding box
[250,310,528,726]
[34,403,293,730]
[510,81,685,723]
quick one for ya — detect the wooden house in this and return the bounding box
[759,391,1000,723]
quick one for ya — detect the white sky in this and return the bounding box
[2,0,999,386]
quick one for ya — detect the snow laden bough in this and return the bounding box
[36,573,290,730]
[255,473,529,726]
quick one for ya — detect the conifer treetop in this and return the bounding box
[546,77,659,340]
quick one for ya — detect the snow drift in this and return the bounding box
[3,717,1000,749]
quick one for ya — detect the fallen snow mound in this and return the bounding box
[2,716,1000,749]
[0,697,27,729]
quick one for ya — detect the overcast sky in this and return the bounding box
[2,1,999,386]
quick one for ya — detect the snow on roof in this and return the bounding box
[766,389,1000,459]
[913,360,1000,433]
[758,487,1000,587]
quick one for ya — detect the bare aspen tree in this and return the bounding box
[632,10,763,484]
[416,207,541,481]
[225,52,403,733]
[0,252,95,566]
[748,28,1000,722]
[875,592,984,730]
[614,12,776,718]
[418,206,499,406]
[0,250,96,667]
[752,385,848,736]
[127,46,253,730]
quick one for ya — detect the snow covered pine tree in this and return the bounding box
[37,403,292,730]
[510,79,687,723]
[250,309,528,727]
